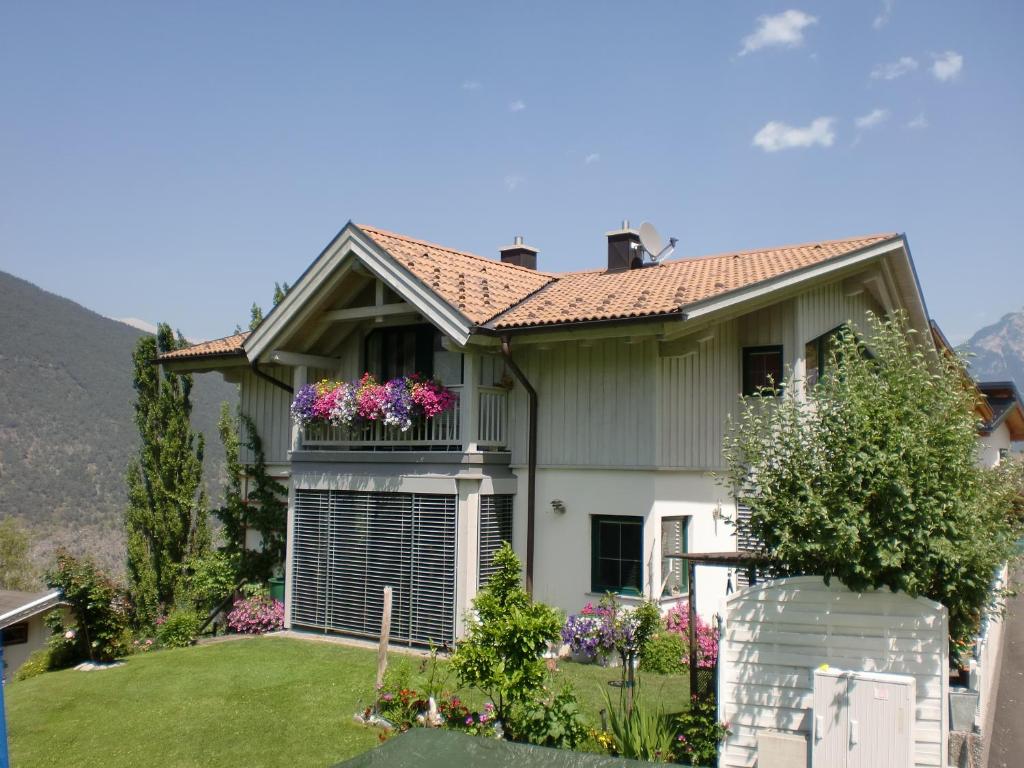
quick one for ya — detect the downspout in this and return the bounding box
[500,336,537,597]
[250,359,293,395]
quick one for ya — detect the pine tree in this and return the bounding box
[124,324,211,626]
[248,302,264,331]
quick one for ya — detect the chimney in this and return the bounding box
[499,235,538,270]
[606,219,643,272]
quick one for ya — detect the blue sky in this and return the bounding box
[1,1,1021,343]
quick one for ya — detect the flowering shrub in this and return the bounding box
[437,696,499,737]
[673,695,730,765]
[226,594,284,634]
[560,602,615,660]
[664,601,719,668]
[290,374,457,432]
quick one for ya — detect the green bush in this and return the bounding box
[674,696,730,766]
[181,551,238,615]
[511,684,590,749]
[45,550,131,663]
[639,630,686,675]
[15,647,52,681]
[157,608,203,648]
[451,543,562,729]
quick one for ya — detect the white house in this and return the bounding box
[161,221,934,646]
[1,589,63,681]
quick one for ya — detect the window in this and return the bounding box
[364,324,437,380]
[2,622,28,645]
[661,517,689,597]
[805,325,847,388]
[591,516,643,595]
[742,346,784,396]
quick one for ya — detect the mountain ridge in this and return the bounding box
[0,269,237,574]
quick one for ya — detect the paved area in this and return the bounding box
[988,568,1024,768]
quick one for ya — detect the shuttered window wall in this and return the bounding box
[478,495,513,588]
[292,489,457,646]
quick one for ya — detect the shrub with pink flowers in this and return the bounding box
[663,600,719,669]
[226,594,284,634]
[290,374,457,432]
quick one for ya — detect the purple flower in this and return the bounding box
[290,383,318,426]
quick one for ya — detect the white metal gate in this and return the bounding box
[292,489,457,646]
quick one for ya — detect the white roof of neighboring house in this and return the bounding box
[0,589,63,629]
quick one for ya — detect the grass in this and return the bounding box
[7,636,689,768]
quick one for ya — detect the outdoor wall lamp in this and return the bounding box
[551,499,566,514]
[712,501,724,522]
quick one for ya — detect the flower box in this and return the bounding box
[291,374,457,432]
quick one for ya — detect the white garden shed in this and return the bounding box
[718,575,948,768]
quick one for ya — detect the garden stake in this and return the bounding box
[375,586,392,693]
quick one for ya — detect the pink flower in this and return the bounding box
[64,629,76,640]
[465,716,473,725]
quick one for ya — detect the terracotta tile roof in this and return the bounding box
[159,332,249,361]
[356,224,553,324]
[161,227,901,361]
[490,234,898,329]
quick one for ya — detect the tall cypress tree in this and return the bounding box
[125,324,210,626]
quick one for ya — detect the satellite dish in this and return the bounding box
[638,221,679,264]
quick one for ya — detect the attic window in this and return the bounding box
[742,346,783,396]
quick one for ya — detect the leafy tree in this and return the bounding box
[451,543,562,731]
[0,517,39,590]
[45,550,130,663]
[124,324,211,626]
[723,312,1023,650]
[212,406,286,582]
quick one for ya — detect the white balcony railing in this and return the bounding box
[300,384,508,451]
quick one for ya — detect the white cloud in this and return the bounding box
[504,174,525,191]
[855,108,889,129]
[739,10,817,56]
[871,56,918,80]
[753,117,836,152]
[508,99,526,112]
[907,113,929,129]
[873,0,894,29]
[461,79,481,91]
[584,153,600,165]
[932,51,963,81]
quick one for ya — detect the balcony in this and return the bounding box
[299,385,508,452]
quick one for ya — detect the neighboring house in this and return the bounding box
[161,221,932,646]
[1,589,63,680]
[976,381,1024,467]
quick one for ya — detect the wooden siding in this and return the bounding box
[508,338,658,467]
[719,576,948,768]
[239,365,292,465]
[795,279,883,344]
[657,319,739,469]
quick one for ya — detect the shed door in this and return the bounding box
[292,489,457,646]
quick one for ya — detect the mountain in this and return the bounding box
[963,308,1024,389]
[0,270,237,575]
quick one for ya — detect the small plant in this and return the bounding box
[14,648,52,681]
[157,608,202,648]
[639,630,687,675]
[673,695,730,766]
[437,696,499,737]
[511,684,589,749]
[601,686,676,762]
[226,593,284,634]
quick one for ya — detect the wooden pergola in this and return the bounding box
[663,550,769,699]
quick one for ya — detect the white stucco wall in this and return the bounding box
[3,612,55,681]
[978,423,1011,468]
[514,467,736,619]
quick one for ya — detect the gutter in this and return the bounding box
[500,336,537,597]
[250,360,293,395]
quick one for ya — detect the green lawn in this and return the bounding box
[7,636,689,768]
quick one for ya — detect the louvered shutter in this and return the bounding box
[478,495,513,588]
[291,489,456,646]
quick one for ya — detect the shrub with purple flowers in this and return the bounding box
[226,594,284,634]
[290,374,457,432]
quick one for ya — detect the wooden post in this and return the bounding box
[688,560,698,700]
[375,586,392,691]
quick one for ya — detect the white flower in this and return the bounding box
[65,629,76,640]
